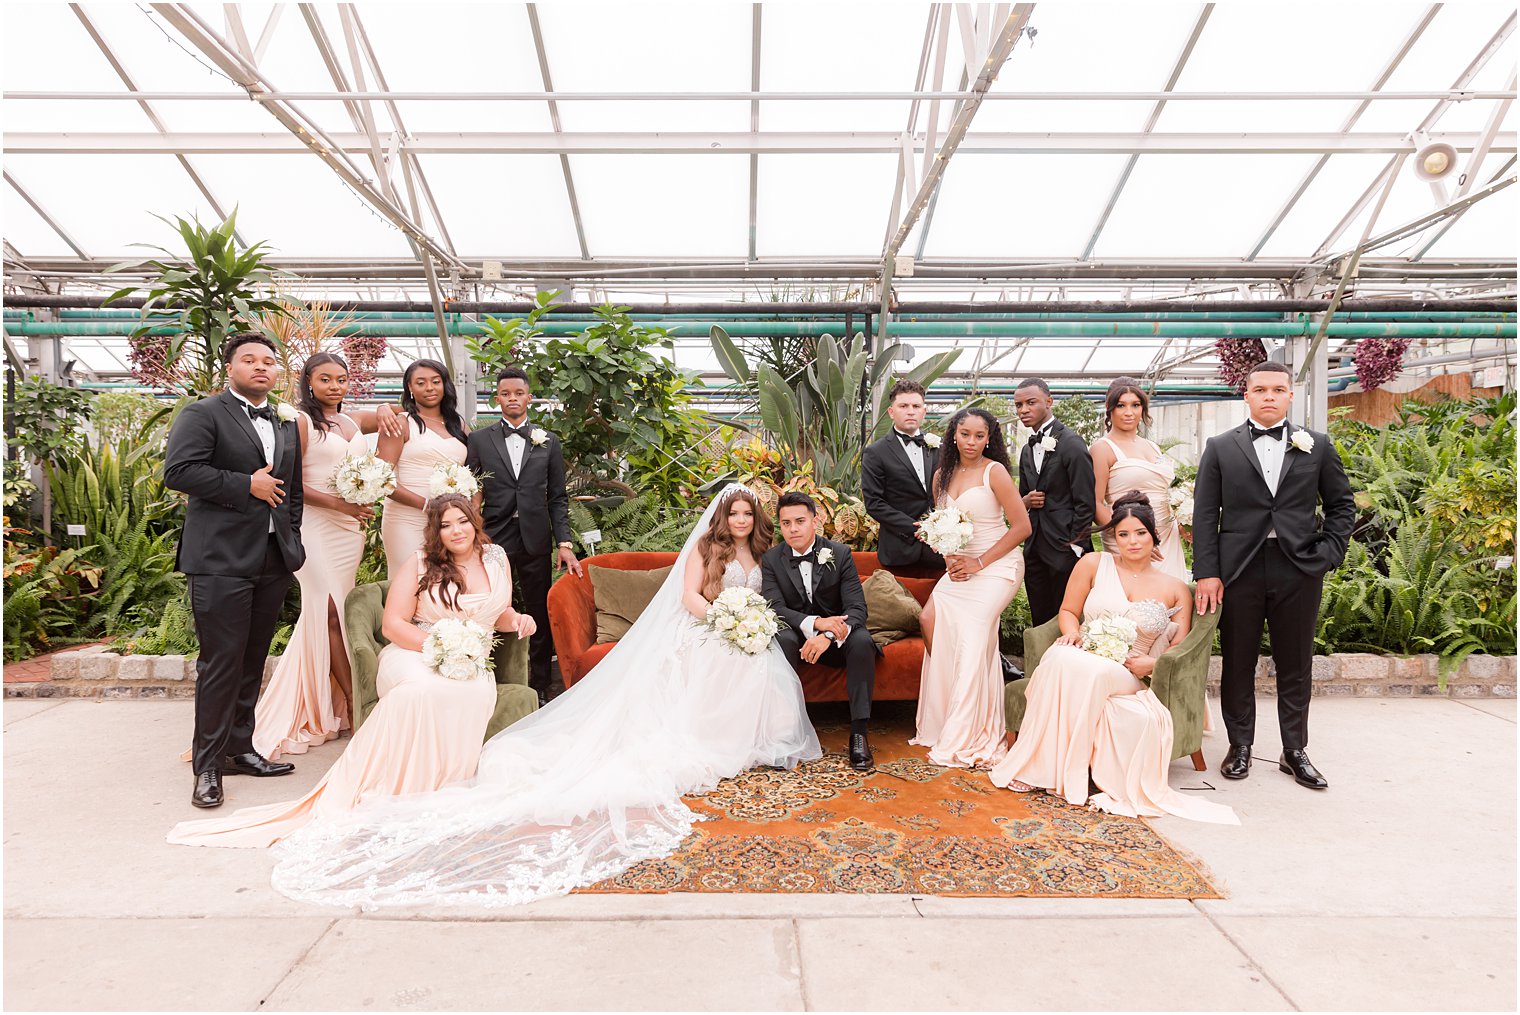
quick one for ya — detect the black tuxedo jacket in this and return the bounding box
[1193,421,1357,586]
[465,419,572,555]
[1017,418,1097,568]
[861,432,936,566]
[760,538,878,651]
[163,389,305,576]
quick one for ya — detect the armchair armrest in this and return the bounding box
[1022,616,1063,675]
[492,632,531,686]
[344,581,390,730]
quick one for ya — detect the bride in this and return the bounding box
[270,483,821,909]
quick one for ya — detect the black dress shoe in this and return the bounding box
[848,733,874,772]
[192,770,224,808]
[1279,749,1328,789]
[1220,745,1252,780]
[221,752,294,777]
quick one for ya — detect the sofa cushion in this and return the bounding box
[590,563,673,643]
[862,568,923,648]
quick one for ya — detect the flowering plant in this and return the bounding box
[918,505,975,556]
[421,618,495,681]
[332,451,397,505]
[1168,480,1195,528]
[704,587,780,655]
[429,461,481,499]
[1080,614,1139,664]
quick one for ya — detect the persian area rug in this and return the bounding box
[582,708,1221,899]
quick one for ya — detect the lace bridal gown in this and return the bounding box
[270,484,820,909]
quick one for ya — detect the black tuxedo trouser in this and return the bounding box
[500,525,555,695]
[186,534,292,775]
[1219,539,1323,751]
[776,626,875,720]
[1024,548,1081,627]
[884,546,947,581]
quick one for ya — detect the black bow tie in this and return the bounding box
[1248,423,1285,442]
[1027,429,1049,447]
[504,423,532,440]
[790,547,819,567]
[245,404,274,423]
[896,431,926,448]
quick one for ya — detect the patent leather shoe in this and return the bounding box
[1220,745,1252,780]
[192,770,224,808]
[1279,749,1328,789]
[848,733,874,772]
[222,752,294,777]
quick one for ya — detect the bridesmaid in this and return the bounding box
[1091,377,1189,581]
[379,358,470,582]
[251,353,402,757]
[910,408,1032,769]
[168,495,536,848]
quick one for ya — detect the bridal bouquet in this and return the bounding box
[705,587,780,656]
[1080,614,1139,664]
[421,618,496,681]
[331,451,397,504]
[918,505,975,556]
[1168,480,1195,528]
[429,461,481,499]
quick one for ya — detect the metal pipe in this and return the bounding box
[6,90,1514,102]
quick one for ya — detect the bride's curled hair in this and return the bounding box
[1104,489,1161,544]
[695,487,774,601]
[418,493,491,610]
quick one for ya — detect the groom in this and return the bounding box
[861,378,944,580]
[761,491,880,771]
[1193,361,1356,790]
[163,332,304,808]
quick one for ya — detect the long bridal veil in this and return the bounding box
[270,483,794,910]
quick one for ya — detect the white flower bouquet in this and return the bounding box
[918,505,975,556]
[421,618,496,681]
[429,461,481,499]
[331,451,397,505]
[704,587,780,656]
[1168,480,1195,528]
[1080,614,1139,664]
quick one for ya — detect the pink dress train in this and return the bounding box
[167,547,508,848]
[987,553,1237,825]
[910,461,1023,769]
[381,420,468,583]
[1097,435,1189,581]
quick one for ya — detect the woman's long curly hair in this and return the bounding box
[297,352,348,437]
[694,487,774,601]
[401,358,469,444]
[417,494,491,611]
[932,407,1012,506]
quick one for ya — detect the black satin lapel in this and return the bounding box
[787,555,809,604]
[891,437,927,490]
[1232,426,1269,490]
[218,392,268,464]
[1277,423,1303,491]
[491,423,519,486]
[271,418,286,475]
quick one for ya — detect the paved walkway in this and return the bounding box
[3,697,1514,1011]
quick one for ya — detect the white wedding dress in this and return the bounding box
[270,484,821,910]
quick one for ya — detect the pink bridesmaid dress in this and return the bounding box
[910,460,1024,769]
[987,553,1237,824]
[167,547,509,848]
[1097,435,1189,581]
[251,413,369,760]
[381,419,468,583]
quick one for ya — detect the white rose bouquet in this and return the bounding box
[1079,614,1139,664]
[1168,480,1195,528]
[331,451,397,505]
[704,587,780,656]
[421,618,496,681]
[429,461,481,499]
[918,505,975,556]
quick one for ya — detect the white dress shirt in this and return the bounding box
[1030,418,1055,473]
[502,418,527,477]
[231,390,276,533]
[792,540,850,642]
[894,430,927,487]
[1248,416,1287,537]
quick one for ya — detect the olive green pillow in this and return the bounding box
[863,568,923,648]
[591,564,674,644]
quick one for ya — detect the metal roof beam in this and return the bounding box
[10,89,1517,102]
[3,170,89,259]
[746,3,762,261]
[526,4,591,261]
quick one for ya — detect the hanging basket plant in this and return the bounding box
[1215,337,1268,393]
[1352,336,1412,391]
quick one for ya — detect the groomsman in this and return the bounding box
[1194,361,1355,789]
[164,333,303,808]
[862,379,945,580]
[466,367,581,702]
[1014,377,1096,626]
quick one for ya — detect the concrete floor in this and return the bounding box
[3,697,1514,1011]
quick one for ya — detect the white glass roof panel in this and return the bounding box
[3,184,78,256]
[415,155,582,257]
[755,154,898,257]
[569,154,748,257]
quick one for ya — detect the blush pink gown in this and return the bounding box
[987,553,1237,824]
[381,419,467,583]
[1097,435,1189,581]
[910,460,1024,769]
[167,547,508,848]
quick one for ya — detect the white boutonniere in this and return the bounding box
[923,433,941,450]
[1289,429,1314,453]
[816,547,835,569]
[529,427,549,447]
[1040,434,1058,453]
[275,401,299,423]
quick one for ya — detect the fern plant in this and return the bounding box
[569,496,701,554]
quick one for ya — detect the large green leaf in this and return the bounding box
[709,325,751,385]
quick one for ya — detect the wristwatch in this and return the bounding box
[557,541,573,549]
[823,630,838,643]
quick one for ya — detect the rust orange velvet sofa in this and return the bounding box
[546,551,936,701]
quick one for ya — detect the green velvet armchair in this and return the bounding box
[344,581,538,741]
[1003,598,1219,771]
